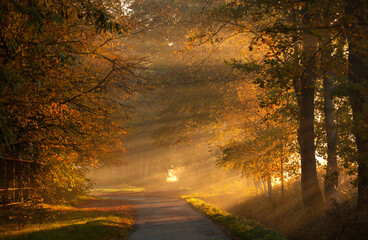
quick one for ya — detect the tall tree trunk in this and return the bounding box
[346,0,368,210]
[294,31,323,209]
[292,3,324,209]
[281,145,285,202]
[261,179,267,194]
[253,177,261,196]
[348,42,368,209]
[267,178,273,202]
[323,57,339,202]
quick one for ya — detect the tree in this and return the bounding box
[292,2,324,208]
[320,40,339,202]
[184,0,351,208]
[0,0,148,202]
[345,0,368,209]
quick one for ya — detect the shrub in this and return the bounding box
[33,162,92,204]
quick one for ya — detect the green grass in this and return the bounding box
[0,198,135,240]
[90,185,145,193]
[181,193,216,199]
[186,198,286,240]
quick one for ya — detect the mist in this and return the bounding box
[87,1,361,238]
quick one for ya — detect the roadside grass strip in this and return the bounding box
[186,198,286,240]
[90,186,145,194]
[0,198,135,240]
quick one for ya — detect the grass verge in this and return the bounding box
[186,197,286,240]
[90,185,145,194]
[0,197,135,240]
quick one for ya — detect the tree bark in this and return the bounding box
[260,179,267,194]
[267,178,273,202]
[323,64,339,202]
[294,31,324,209]
[348,42,368,209]
[253,177,261,195]
[346,0,368,210]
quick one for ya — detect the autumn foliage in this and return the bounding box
[0,0,147,202]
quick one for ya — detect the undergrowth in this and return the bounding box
[186,197,285,240]
[195,173,368,240]
[289,199,368,240]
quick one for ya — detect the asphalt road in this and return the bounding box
[120,196,231,240]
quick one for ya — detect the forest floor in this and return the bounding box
[0,197,135,240]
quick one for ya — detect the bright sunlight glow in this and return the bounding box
[166,169,178,182]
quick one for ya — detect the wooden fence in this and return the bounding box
[0,158,43,205]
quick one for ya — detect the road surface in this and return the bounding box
[115,196,231,240]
